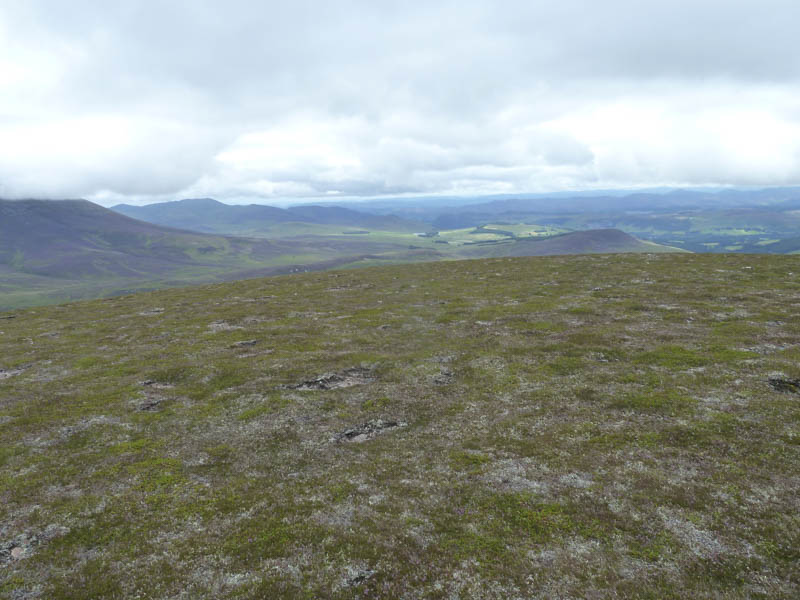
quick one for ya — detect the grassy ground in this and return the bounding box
[1,253,798,598]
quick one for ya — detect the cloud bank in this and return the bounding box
[1,0,799,204]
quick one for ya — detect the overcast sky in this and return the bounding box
[2,0,799,205]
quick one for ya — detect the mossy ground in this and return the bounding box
[1,253,799,598]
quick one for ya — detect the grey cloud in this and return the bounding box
[1,1,800,201]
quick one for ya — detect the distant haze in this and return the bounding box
[1,1,800,205]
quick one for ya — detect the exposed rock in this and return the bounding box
[287,367,374,391]
[345,569,376,586]
[208,320,244,332]
[138,307,165,316]
[0,367,25,380]
[768,377,800,394]
[433,367,454,385]
[0,538,36,565]
[0,314,17,320]
[140,380,174,389]
[137,397,163,412]
[334,419,406,443]
[230,339,258,348]
[0,526,69,566]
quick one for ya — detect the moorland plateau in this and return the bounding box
[1,253,798,598]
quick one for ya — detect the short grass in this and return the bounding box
[1,253,798,598]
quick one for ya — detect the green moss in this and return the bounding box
[450,450,491,472]
[634,345,708,369]
[362,396,393,411]
[545,355,585,376]
[45,559,124,599]
[610,390,695,414]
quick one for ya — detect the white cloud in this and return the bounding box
[1,1,800,203]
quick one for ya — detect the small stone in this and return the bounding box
[230,339,258,348]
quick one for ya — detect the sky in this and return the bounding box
[1,0,799,206]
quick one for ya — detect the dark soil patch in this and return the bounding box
[769,377,800,394]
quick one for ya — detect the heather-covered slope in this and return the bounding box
[0,199,285,279]
[0,199,438,309]
[1,253,798,598]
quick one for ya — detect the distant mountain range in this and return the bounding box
[0,198,681,309]
[111,198,427,235]
[332,186,800,219]
[111,189,800,255]
[0,199,407,308]
[329,187,800,253]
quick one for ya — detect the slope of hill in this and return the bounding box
[0,200,684,309]
[497,228,683,256]
[112,198,427,235]
[1,253,798,598]
[0,199,445,309]
[0,199,287,278]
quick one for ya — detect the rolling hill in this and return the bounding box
[0,199,285,279]
[487,228,684,257]
[0,199,407,309]
[0,199,683,309]
[111,198,427,235]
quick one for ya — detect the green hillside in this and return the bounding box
[1,253,798,598]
